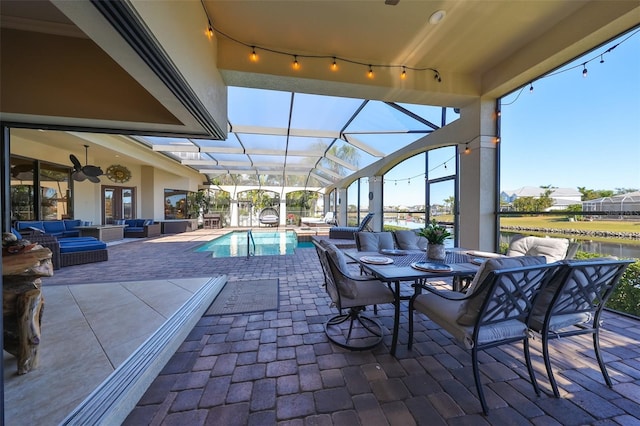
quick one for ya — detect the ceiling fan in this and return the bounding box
[70,145,103,183]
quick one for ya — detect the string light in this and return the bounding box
[202,13,441,83]
[502,28,638,106]
[464,144,470,154]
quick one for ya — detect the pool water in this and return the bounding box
[195,231,311,257]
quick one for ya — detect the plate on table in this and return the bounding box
[379,249,407,256]
[360,256,394,265]
[466,250,504,259]
[411,262,453,272]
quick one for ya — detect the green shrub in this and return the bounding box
[575,251,640,317]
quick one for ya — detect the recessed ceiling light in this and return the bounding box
[429,10,446,24]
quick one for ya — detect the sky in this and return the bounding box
[499,29,640,193]
[381,28,640,207]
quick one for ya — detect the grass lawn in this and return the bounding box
[500,216,640,233]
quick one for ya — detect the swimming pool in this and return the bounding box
[195,231,311,257]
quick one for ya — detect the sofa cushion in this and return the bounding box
[61,230,81,238]
[356,232,395,251]
[43,221,66,233]
[16,221,45,233]
[63,219,83,230]
[59,241,107,253]
[456,255,547,326]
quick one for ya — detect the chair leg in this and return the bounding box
[542,333,561,398]
[523,337,541,396]
[593,330,613,388]
[407,299,414,350]
[325,307,385,351]
[472,347,489,415]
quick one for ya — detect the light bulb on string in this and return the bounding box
[582,63,588,77]
[368,65,374,79]
[292,55,300,70]
[464,144,470,154]
[444,162,447,169]
[250,46,258,62]
[331,57,338,71]
[401,67,407,80]
[600,55,605,64]
[529,82,534,93]
[408,178,411,185]
[207,21,214,37]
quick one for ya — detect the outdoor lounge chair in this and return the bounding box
[313,239,394,350]
[329,212,374,240]
[526,258,633,398]
[408,256,560,414]
[258,207,279,227]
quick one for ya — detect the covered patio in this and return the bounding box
[4,230,640,424]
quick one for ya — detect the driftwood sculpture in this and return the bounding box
[3,233,53,374]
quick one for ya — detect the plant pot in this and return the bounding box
[427,243,446,261]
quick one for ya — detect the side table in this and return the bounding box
[2,246,53,374]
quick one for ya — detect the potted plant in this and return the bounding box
[418,219,451,260]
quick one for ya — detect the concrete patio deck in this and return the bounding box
[3,228,640,425]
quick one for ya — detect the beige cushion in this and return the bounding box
[414,292,528,349]
[456,255,547,326]
[507,236,569,263]
[394,230,427,250]
[529,257,617,332]
[356,232,395,251]
[322,241,358,298]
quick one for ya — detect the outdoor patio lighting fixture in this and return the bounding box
[250,46,258,62]
[401,67,407,79]
[292,55,300,70]
[368,65,374,79]
[429,10,446,25]
[529,82,534,93]
[331,57,338,71]
[582,63,588,77]
[464,144,470,154]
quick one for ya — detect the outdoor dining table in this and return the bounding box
[343,248,480,355]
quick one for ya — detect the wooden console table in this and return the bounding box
[76,224,125,242]
[3,245,53,374]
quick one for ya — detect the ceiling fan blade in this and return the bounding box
[69,154,82,170]
[87,175,101,183]
[83,165,103,177]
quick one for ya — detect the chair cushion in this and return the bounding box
[11,227,22,240]
[457,255,547,326]
[59,241,107,253]
[529,257,616,332]
[17,221,45,233]
[414,292,528,349]
[394,230,427,250]
[507,236,569,263]
[321,241,358,298]
[357,232,395,251]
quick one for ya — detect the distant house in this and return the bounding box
[583,191,640,213]
[501,186,582,211]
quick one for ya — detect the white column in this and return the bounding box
[279,198,287,226]
[337,188,348,226]
[458,98,499,251]
[230,199,238,227]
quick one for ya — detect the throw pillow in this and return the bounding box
[507,236,569,263]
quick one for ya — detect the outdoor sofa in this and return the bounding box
[118,219,161,238]
[15,219,85,238]
[11,227,107,269]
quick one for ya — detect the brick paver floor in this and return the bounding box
[45,232,640,425]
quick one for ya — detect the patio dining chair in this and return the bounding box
[507,235,573,263]
[355,231,395,252]
[313,239,395,350]
[408,256,560,415]
[526,258,634,398]
[393,229,427,251]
